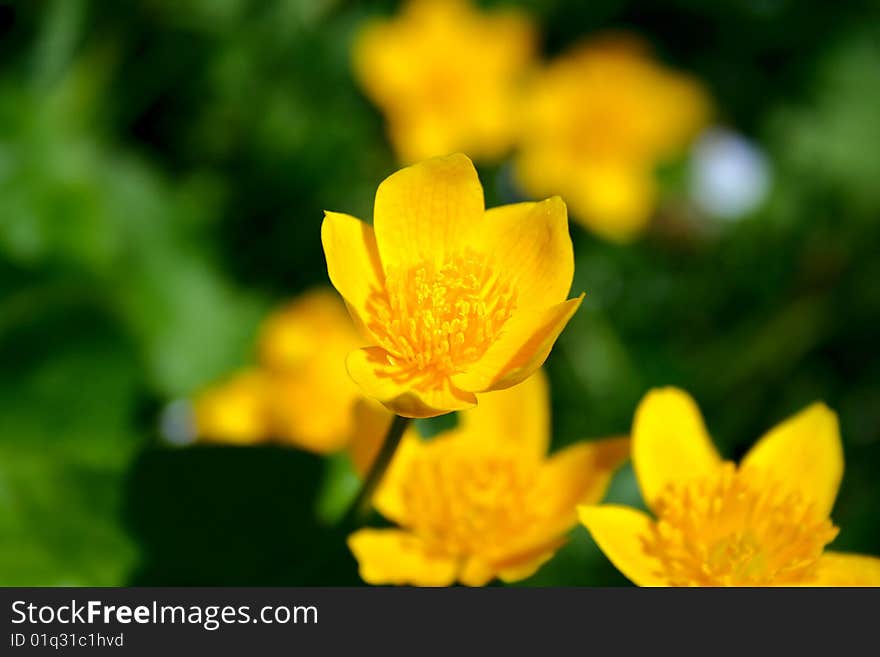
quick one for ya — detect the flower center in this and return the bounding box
[399,442,541,557]
[366,252,517,390]
[644,463,838,586]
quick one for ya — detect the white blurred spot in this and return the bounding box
[159,399,197,446]
[689,127,772,220]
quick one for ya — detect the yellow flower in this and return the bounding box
[579,387,880,586]
[348,371,630,586]
[321,153,582,418]
[257,288,365,453]
[353,0,536,163]
[516,35,710,242]
[194,369,270,446]
[194,288,364,453]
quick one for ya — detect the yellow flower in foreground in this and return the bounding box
[353,0,536,163]
[322,153,582,418]
[579,388,880,586]
[348,371,630,585]
[516,35,710,242]
[194,288,363,453]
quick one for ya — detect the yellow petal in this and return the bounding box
[458,559,496,587]
[457,369,551,457]
[352,0,535,164]
[578,505,667,586]
[452,295,584,393]
[348,398,397,475]
[538,437,631,521]
[347,529,457,586]
[346,399,425,525]
[496,550,558,584]
[809,551,880,586]
[632,387,721,510]
[372,153,484,270]
[320,212,384,332]
[370,433,426,526]
[346,347,477,418]
[265,371,355,454]
[568,163,656,242]
[494,536,567,584]
[388,114,461,166]
[475,197,573,307]
[256,289,363,454]
[458,537,565,586]
[464,534,567,586]
[257,288,356,370]
[194,370,270,445]
[740,402,843,518]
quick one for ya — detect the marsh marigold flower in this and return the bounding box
[194,288,363,453]
[353,0,536,163]
[348,371,629,585]
[321,153,582,418]
[194,369,270,446]
[516,35,710,242]
[579,388,880,586]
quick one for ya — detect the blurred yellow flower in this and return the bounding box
[353,0,536,163]
[322,153,582,418]
[194,288,364,453]
[348,371,630,586]
[258,288,365,453]
[516,35,710,242]
[194,369,270,446]
[579,387,880,586]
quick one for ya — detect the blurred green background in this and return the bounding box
[1,0,879,586]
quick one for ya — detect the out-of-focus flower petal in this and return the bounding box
[194,370,270,445]
[457,369,551,457]
[538,437,631,520]
[808,552,880,586]
[348,529,458,586]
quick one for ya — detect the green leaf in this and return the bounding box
[0,308,141,585]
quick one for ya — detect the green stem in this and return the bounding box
[345,414,411,524]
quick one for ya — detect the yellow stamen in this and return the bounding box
[644,463,838,586]
[399,443,541,557]
[366,251,517,389]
